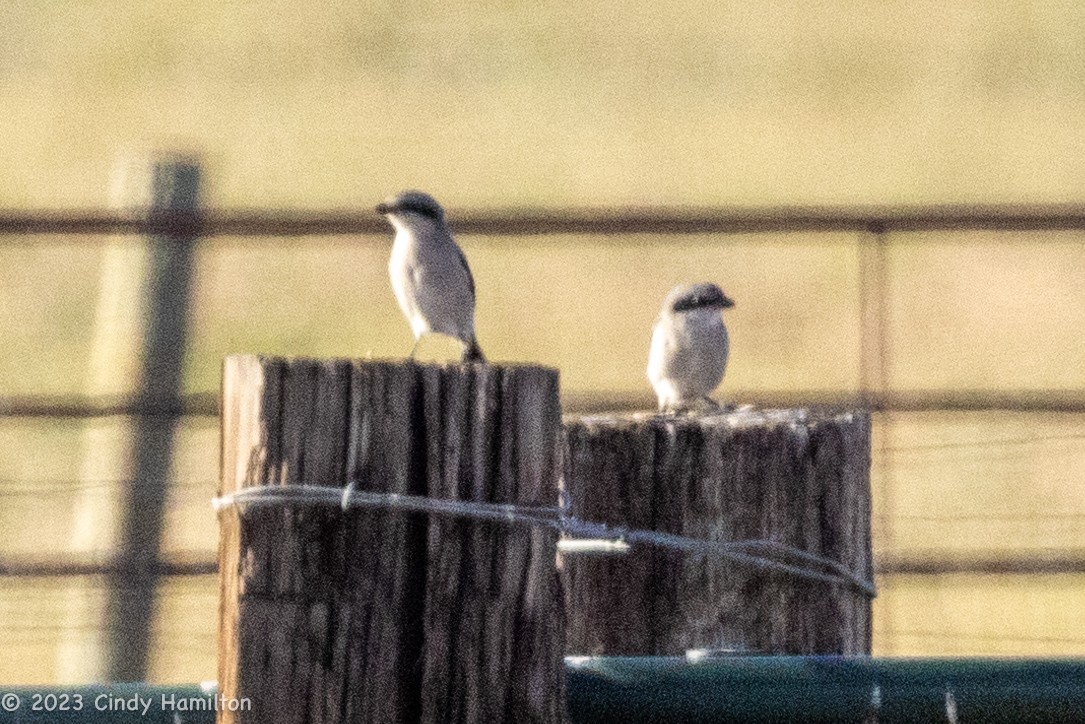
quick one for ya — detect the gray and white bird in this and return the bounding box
[377,190,485,362]
[646,283,734,413]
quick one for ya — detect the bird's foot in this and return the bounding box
[461,337,486,364]
[702,397,744,414]
[658,402,696,416]
[658,397,735,416]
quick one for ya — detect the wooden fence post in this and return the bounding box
[562,409,872,656]
[62,154,200,682]
[217,355,566,723]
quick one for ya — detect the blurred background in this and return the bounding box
[3,1,1085,684]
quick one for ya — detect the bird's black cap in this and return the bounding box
[376,190,446,222]
[667,282,735,313]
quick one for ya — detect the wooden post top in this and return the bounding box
[566,407,868,425]
[223,352,557,372]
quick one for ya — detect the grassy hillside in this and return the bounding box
[0,2,1083,209]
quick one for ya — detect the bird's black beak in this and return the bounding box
[376,202,392,215]
[720,295,735,309]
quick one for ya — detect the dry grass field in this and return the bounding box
[1,1,1085,683]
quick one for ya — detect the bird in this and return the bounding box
[376,190,485,363]
[646,282,734,413]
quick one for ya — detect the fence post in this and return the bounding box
[562,408,872,656]
[109,157,201,681]
[61,154,200,682]
[217,355,567,723]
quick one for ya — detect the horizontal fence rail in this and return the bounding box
[0,553,215,578]
[0,551,1083,579]
[875,550,1085,576]
[2,203,1085,238]
[7,389,1085,419]
[0,393,220,419]
[2,206,1084,413]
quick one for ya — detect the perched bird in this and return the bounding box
[377,190,485,362]
[646,283,734,413]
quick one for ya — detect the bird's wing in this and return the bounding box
[452,241,476,300]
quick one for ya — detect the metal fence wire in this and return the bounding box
[3,201,1085,670]
[4,203,1085,417]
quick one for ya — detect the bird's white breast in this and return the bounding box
[386,216,476,341]
[647,308,728,408]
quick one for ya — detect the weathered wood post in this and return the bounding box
[562,409,872,656]
[64,154,201,682]
[217,355,566,723]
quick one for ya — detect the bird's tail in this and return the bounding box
[463,336,486,364]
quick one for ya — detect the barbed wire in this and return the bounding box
[212,485,877,597]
